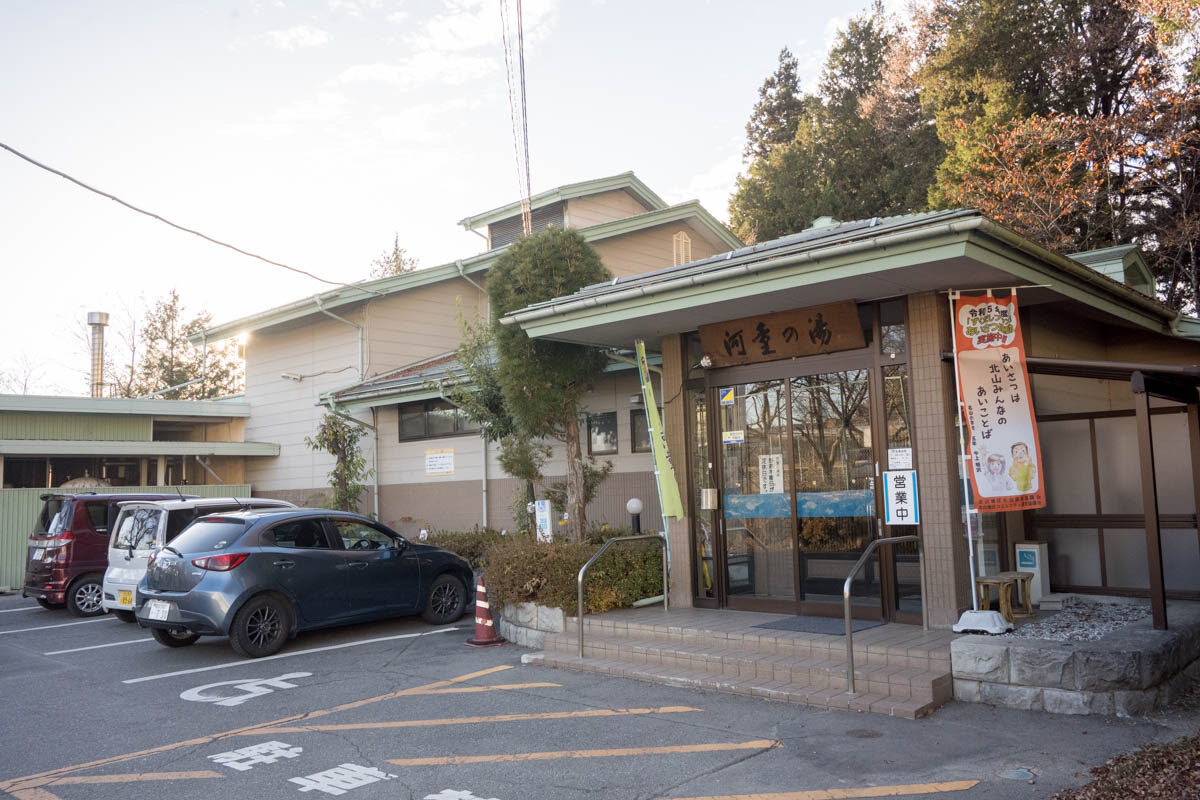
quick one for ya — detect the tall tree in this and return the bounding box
[487,227,612,541]
[305,412,372,511]
[123,291,242,399]
[730,4,942,243]
[744,48,806,160]
[369,233,419,279]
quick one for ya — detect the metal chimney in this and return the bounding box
[87,311,109,398]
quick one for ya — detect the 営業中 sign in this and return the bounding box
[883,470,919,525]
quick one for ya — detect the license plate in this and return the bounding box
[31,548,44,561]
[119,590,133,607]
[146,600,171,621]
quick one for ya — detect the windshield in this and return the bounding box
[168,518,248,553]
[33,498,72,537]
[114,508,164,550]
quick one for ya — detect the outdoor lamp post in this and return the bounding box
[626,497,643,533]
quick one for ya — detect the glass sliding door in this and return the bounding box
[718,380,796,605]
[790,369,879,612]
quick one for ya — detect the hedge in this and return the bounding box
[424,527,664,616]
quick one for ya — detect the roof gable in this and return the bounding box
[458,172,667,231]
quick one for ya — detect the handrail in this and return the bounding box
[578,533,669,658]
[844,535,928,694]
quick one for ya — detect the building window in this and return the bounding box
[673,231,692,266]
[587,412,618,455]
[630,408,663,453]
[398,400,480,441]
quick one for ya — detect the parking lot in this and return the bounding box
[0,592,1194,800]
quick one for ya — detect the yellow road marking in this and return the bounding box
[388,739,780,767]
[0,665,514,794]
[413,682,559,695]
[662,780,981,799]
[51,770,224,785]
[247,705,704,734]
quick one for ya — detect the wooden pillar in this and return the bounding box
[1133,377,1167,630]
[156,456,167,486]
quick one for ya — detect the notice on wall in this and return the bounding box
[953,293,1046,512]
[887,447,913,470]
[883,470,920,525]
[758,454,784,494]
[424,448,454,476]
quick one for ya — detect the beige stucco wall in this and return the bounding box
[365,277,487,375]
[566,189,652,228]
[591,223,723,279]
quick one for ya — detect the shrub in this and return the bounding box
[483,532,664,616]
[421,528,506,572]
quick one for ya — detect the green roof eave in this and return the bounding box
[458,172,668,231]
[0,395,251,418]
[504,216,1176,341]
[1174,315,1200,341]
[579,201,742,251]
[0,439,280,457]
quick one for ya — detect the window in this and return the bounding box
[673,231,692,267]
[398,399,481,441]
[85,502,109,533]
[587,412,618,455]
[630,408,663,453]
[268,519,329,549]
[331,519,396,551]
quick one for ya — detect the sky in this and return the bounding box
[0,0,873,394]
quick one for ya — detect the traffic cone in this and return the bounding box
[465,575,506,648]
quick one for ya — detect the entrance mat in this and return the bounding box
[753,616,884,635]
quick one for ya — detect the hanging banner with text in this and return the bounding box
[883,470,920,525]
[953,293,1046,512]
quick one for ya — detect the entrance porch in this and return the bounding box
[535,606,957,719]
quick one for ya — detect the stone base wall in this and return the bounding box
[952,604,1200,715]
[497,603,566,649]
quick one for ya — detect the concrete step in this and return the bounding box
[538,649,948,719]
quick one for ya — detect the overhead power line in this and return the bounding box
[499,0,532,235]
[0,140,383,296]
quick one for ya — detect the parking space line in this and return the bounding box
[45,638,153,656]
[387,740,781,767]
[51,770,224,785]
[243,705,704,734]
[0,618,115,635]
[121,626,460,684]
[0,606,41,614]
[661,780,981,799]
[411,682,559,695]
[0,665,518,795]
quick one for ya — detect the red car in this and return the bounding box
[23,492,194,616]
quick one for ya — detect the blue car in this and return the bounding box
[136,508,472,657]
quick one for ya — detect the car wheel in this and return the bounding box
[422,574,467,624]
[114,609,137,623]
[36,598,65,610]
[65,575,105,617]
[229,595,292,658]
[151,627,200,647]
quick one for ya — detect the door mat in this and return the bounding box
[753,616,884,635]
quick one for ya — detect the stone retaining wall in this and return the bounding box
[952,604,1200,715]
[497,603,565,649]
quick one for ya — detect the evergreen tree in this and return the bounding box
[487,227,612,541]
[369,233,419,279]
[743,48,806,160]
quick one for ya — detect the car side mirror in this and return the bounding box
[394,537,409,552]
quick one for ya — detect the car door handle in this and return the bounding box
[348,561,368,569]
[273,560,295,569]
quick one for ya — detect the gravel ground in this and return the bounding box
[1004,600,1151,642]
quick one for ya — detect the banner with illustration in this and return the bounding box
[953,293,1046,512]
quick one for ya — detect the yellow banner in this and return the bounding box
[635,341,685,520]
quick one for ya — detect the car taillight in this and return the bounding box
[146,550,158,568]
[37,531,74,549]
[191,553,249,571]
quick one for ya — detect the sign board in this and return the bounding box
[953,293,1046,511]
[758,454,784,493]
[718,387,735,406]
[887,447,913,470]
[883,470,919,525]
[698,300,865,368]
[722,429,745,445]
[534,499,553,543]
[424,449,454,475]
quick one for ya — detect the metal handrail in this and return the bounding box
[844,535,928,694]
[578,533,669,658]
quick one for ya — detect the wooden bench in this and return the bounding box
[975,575,1017,622]
[995,571,1035,618]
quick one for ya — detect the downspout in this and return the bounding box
[315,297,365,379]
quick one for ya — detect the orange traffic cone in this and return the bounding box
[465,575,506,648]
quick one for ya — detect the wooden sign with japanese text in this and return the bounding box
[954,293,1046,512]
[698,301,864,367]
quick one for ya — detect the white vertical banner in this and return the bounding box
[883,470,919,526]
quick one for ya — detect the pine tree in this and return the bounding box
[743,48,806,160]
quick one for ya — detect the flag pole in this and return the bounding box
[948,289,980,612]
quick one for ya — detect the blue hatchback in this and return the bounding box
[136,508,473,657]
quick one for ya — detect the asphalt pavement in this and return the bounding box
[0,591,1195,800]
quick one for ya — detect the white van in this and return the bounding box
[102,497,295,621]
